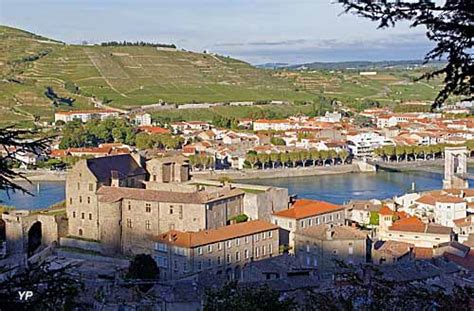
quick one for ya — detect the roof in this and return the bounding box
[138,126,170,134]
[296,224,367,241]
[416,193,465,205]
[389,216,452,235]
[444,250,474,271]
[154,220,277,248]
[453,215,474,228]
[97,186,244,204]
[273,199,343,220]
[55,109,117,115]
[86,154,146,183]
[378,206,395,216]
[373,240,413,258]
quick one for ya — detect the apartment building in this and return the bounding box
[153,220,279,280]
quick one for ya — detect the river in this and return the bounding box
[0,170,473,209]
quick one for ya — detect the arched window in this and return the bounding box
[78,228,83,236]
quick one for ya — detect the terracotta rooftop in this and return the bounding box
[389,216,452,235]
[154,220,278,248]
[374,240,414,258]
[453,215,474,228]
[296,224,367,240]
[416,193,465,205]
[273,199,343,220]
[97,186,244,204]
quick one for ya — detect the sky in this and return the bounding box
[0,0,435,65]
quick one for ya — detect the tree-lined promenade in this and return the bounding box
[373,141,474,163]
[244,149,350,170]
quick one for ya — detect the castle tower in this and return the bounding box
[443,146,469,189]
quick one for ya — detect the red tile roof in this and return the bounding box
[389,216,452,234]
[154,220,277,248]
[273,199,343,220]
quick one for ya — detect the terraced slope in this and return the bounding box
[0,26,313,126]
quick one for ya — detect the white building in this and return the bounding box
[55,110,119,123]
[134,113,152,126]
[346,132,393,158]
[415,193,467,228]
[253,119,295,132]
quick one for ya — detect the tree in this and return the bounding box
[246,154,258,169]
[127,254,159,280]
[270,136,286,146]
[279,153,290,168]
[310,149,320,166]
[300,150,310,167]
[341,0,473,108]
[269,153,280,169]
[338,149,350,164]
[257,153,270,169]
[328,149,338,165]
[0,260,83,310]
[395,145,406,163]
[289,151,300,167]
[319,150,329,165]
[204,281,296,311]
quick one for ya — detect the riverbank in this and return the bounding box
[191,163,361,181]
[13,170,66,182]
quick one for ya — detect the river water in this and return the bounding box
[0,169,473,209]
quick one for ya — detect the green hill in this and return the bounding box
[0,26,314,126]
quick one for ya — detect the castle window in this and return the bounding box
[255,247,260,258]
[128,201,131,210]
[79,196,82,203]
[145,203,151,213]
[268,243,272,254]
[207,245,213,253]
[217,256,222,265]
[69,198,73,205]
[89,183,94,191]
[78,229,83,236]
[127,219,132,228]
[153,175,157,181]
[236,251,240,261]
[226,254,231,263]
[81,213,85,219]
[268,231,272,238]
[262,245,266,256]
[218,242,222,250]
[89,213,92,220]
[145,220,151,230]
[198,247,203,255]
[226,240,232,248]
[244,249,249,259]
[73,211,76,218]
[87,197,90,204]
[169,206,174,214]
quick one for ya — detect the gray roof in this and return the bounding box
[296,224,368,241]
[86,154,146,183]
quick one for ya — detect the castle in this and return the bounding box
[66,154,247,255]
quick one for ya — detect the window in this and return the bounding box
[255,234,259,242]
[313,258,318,267]
[245,236,249,244]
[226,254,231,263]
[289,221,292,229]
[244,249,249,259]
[332,249,338,255]
[81,213,85,219]
[89,183,94,191]
[255,247,260,258]
[145,203,151,213]
[217,256,222,265]
[236,238,240,246]
[208,258,212,267]
[156,243,168,252]
[207,245,213,253]
[348,246,353,255]
[126,219,132,228]
[337,213,340,219]
[87,197,90,204]
[236,251,240,261]
[174,260,178,270]
[306,244,310,253]
[197,261,202,271]
[300,220,305,228]
[198,247,203,255]
[128,201,131,210]
[78,228,83,236]
[79,196,82,203]
[169,206,174,214]
[72,211,76,218]
[69,198,72,205]
[88,213,92,220]
[226,240,232,248]
[218,242,222,250]
[316,217,320,225]
[329,215,333,221]
[306,256,311,266]
[268,243,272,254]
[268,231,272,238]
[308,219,312,226]
[145,220,151,230]
[262,245,266,256]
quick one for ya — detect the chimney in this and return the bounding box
[111,170,120,187]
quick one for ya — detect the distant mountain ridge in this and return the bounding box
[257,60,446,71]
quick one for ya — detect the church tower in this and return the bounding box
[443,146,469,189]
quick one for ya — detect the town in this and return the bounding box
[0,100,473,309]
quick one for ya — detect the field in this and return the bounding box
[0,26,444,126]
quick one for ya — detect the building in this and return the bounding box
[453,215,474,243]
[54,109,119,123]
[379,216,452,248]
[146,156,190,184]
[135,113,152,126]
[271,199,344,250]
[346,132,393,158]
[153,220,279,280]
[294,223,368,277]
[415,193,467,227]
[443,146,469,189]
[345,199,382,227]
[95,185,244,255]
[66,154,147,242]
[372,240,415,265]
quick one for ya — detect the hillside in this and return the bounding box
[0,26,313,126]
[0,26,445,126]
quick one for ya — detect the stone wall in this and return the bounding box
[60,237,103,253]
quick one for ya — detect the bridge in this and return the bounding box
[367,159,474,180]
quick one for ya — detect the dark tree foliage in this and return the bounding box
[0,260,84,310]
[127,254,159,280]
[203,281,296,311]
[0,127,50,194]
[44,86,75,107]
[340,0,473,108]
